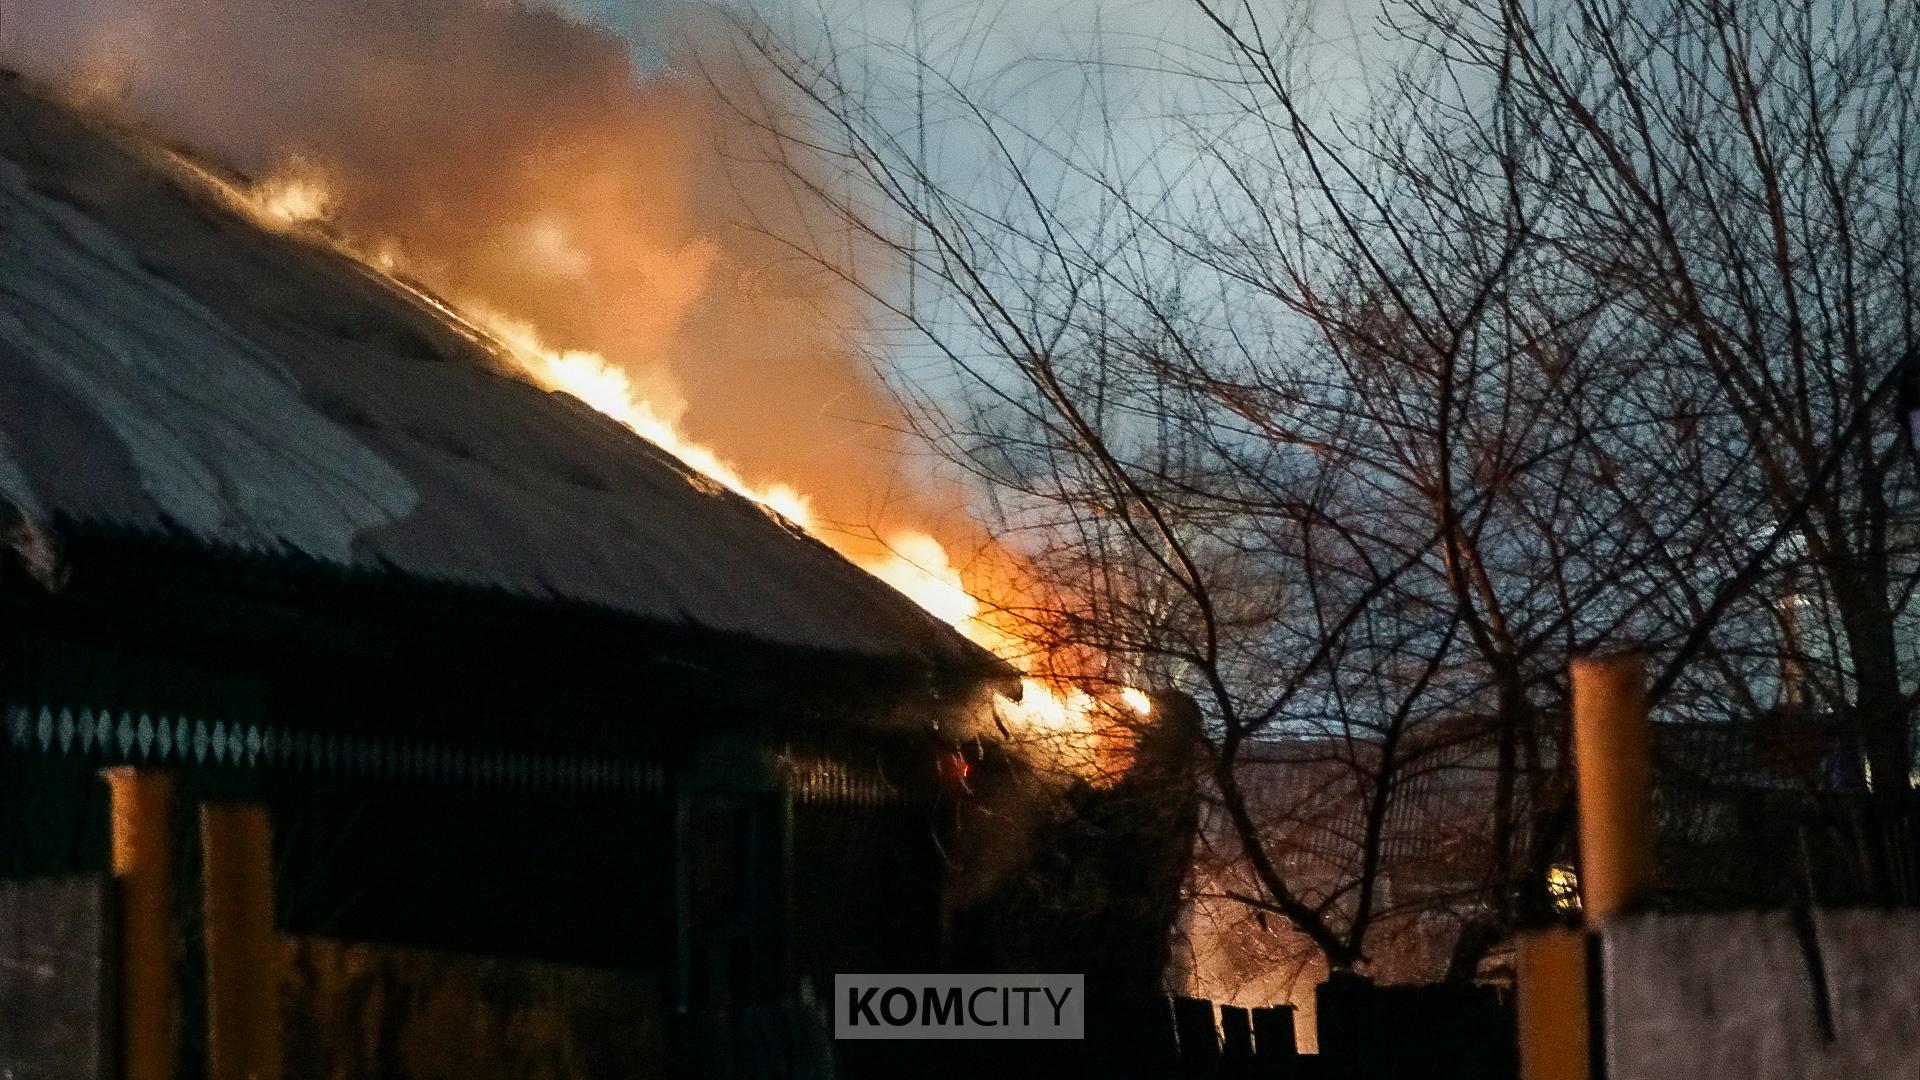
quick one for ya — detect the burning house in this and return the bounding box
[0,72,1088,1078]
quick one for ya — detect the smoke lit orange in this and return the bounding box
[177,121,1143,780]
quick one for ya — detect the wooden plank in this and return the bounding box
[1252,1004,1298,1061]
[1221,1004,1255,1059]
[1172,995,1221,1060]
[202,803,282,1080]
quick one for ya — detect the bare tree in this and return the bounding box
[711,0,1920,979]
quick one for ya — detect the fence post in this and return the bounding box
[103,766,177,1080]
[1571,650,1654,921]
[1517,930,1589,1080]
[202,802,282,1080]
[1519,650,1652,1080]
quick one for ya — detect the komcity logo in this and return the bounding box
[834,974,1085,1040]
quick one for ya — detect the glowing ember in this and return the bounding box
[251,160,335,225]
[154,151,340,237]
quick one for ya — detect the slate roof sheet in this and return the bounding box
[0,77,996,675]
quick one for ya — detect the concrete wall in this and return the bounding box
[0,875,109,1080]
[1604,910,1920,1079]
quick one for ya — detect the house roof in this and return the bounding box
[0,76,999,678]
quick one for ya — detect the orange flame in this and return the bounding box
[223,157,1139,778]
[464,307,817,526]
[859,534,1147,778]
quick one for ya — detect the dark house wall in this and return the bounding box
[0,543,972,1078]
[274,781,676,970]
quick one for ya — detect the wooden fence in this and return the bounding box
[1168,976,1517,1080]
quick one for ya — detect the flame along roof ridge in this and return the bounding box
[0,75,1005,677]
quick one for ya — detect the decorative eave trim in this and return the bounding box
[4,702,665,795]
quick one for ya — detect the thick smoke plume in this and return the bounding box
[0,0,945,552]
[1,0,1149,789]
